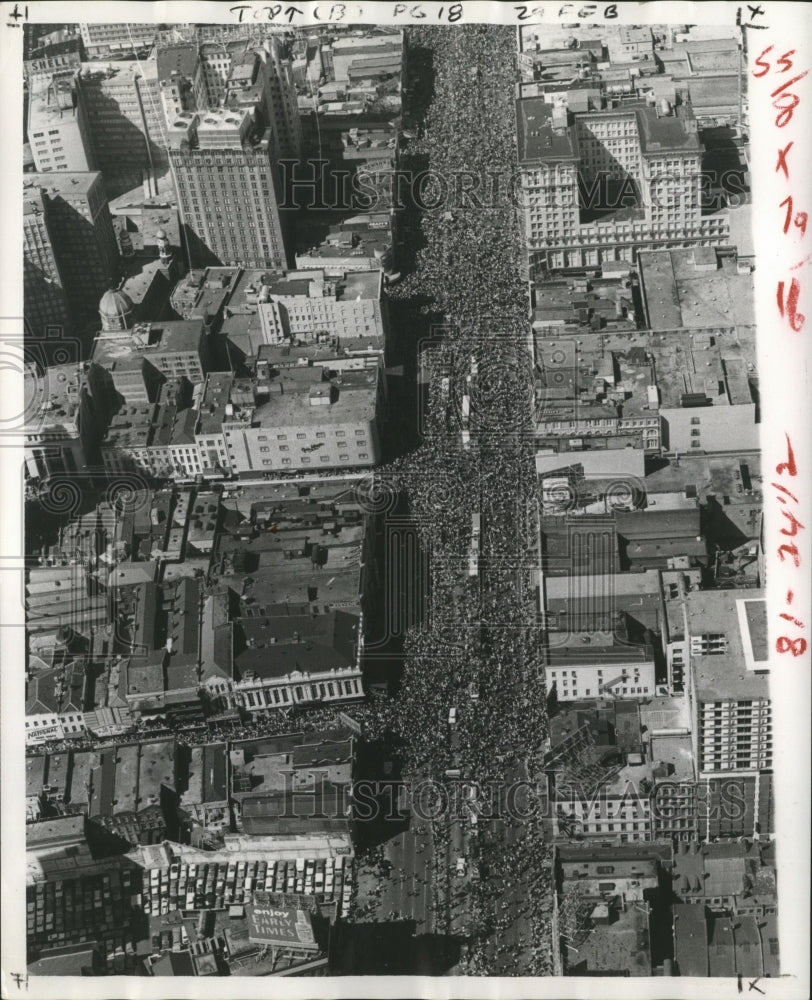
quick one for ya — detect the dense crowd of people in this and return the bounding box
[369,25,555,975]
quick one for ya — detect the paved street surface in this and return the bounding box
[355,820,436,932]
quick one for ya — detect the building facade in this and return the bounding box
[75,60,168,178]
[78,22,157,59]
[517,97,730,272]
[168,111,290,269]
[28,71,96,174]
[684,591,773,776]
[25,172,119,332]
[23,184,72,337]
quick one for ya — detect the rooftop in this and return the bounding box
[639,248,755,331]
[27,362,86,430]
[247,369,379,430]
[231,730,354,795]
[119,258,170,309]
[156,43,199,82]
[686,589,770,701]
[27,73,81,133]
[26,813,86,849]
[516,98,576,164]
[170,267,240,321]
[24,171,100,201]
[634,102,700,154]
[78,57,159,84]
[565,898,651,976]
[95,319,206,359]
[673,903,708,976]
[708,914,736,977]
[651,327,756,409]
[547,629,653,667]
[262,268,382,302]
[649,733,695,781]
[26,659,86,716]
[234,610,359,680]
[536,447,645,480]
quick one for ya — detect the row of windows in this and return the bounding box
[259,453,368,466]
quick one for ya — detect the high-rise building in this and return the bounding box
[193,37,303,162]
[78,22,157,60]
[23,184,71,337]
[255,37,303,162]
[23,173,119,335]
[684,590,772,776]
[74,59,168,179]
[27,71,95,173]
[168,109,290,269]
[517,97,730,272]
[156,43,207,122]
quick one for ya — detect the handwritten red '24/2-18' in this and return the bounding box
[773,435,807,656]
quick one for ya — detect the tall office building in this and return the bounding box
[27,71,95,173]
[517,97,730,271]
[168,110,289,269]
[255,37,304,162]
[23,184,71,337]
[75,59,168,179]
[684,590,773,776]
[78,22,157,60]
[157,43,208,122]
[23,173,119,335]
[157,35,303,159]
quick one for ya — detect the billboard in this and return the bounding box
[245,904,317,951]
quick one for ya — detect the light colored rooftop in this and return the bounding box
[24,171,100,200]
[649,327,756,408]
[650,733,694,780]
[248,371,378,429]
[640,248,755,331]
[687,589,770,701]
[536,447,645,480]
[78,57,158,83]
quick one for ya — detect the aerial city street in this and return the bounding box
[19,17,778,980]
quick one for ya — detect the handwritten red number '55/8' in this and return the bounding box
[753,46,808,127]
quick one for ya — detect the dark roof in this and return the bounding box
[89,749,116,818]
[26,659,86,716]
[26,814,86,849]
[673,903,708,976]
[707,914,736,978]
[28,943,102,977]
[760,914,780,977]
[616,507,700,539]
[151,950,196,977]
[241,788,350,835]
[735,914,763,979]
[234,611,358,679]
[157,44,199,83]
[635,104,701,154]
[203,743,228,802]
[626,537,707,559]
[516,98,576,164]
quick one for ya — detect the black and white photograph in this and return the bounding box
[0,2,809,995]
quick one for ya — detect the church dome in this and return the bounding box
[99,288,135,331]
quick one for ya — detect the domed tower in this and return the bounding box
[156,227,175,274]
[99,288,135,332]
